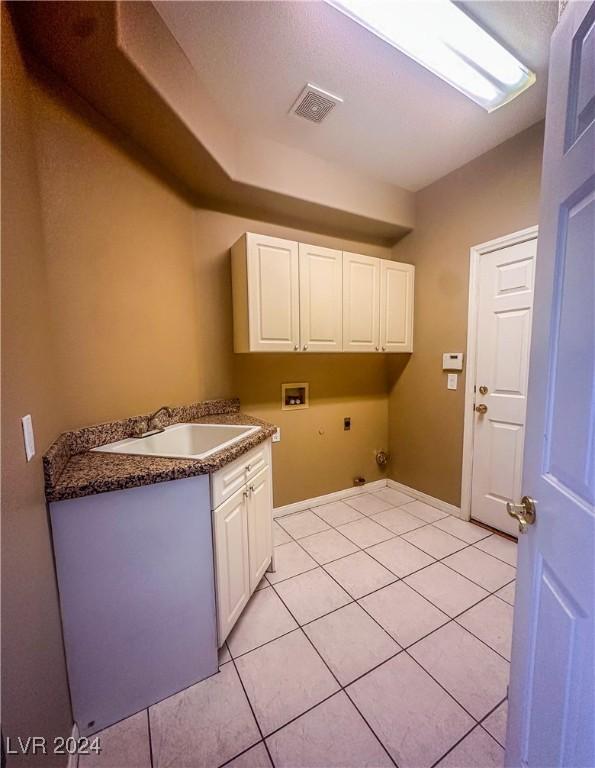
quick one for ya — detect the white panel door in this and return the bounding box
[380,260,414,352]
[213,488,250,645]
[342,252,380,352]
[299,243,342,352]
[506,3,594,766]
[247,466,273,592]
[247,233,299,351]
[471,238,537,536]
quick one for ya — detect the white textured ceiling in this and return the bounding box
[155,0,556,191]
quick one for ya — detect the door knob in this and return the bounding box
[475,403,488,414]
[294,344,299,351]
[479,385,488,395]
[506,496,536,534]
[303,344,308,350]
[375,345,380,351]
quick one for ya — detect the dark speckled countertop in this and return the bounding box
[43,399,277,503]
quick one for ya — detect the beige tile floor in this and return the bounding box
[80,491,516,768]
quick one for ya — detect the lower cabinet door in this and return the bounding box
[247,466,273,592]
[213,488,250,645]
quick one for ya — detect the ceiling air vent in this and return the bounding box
[290,83,343,124]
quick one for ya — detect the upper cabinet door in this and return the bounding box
[245,234,299,352]
[342,252,381,352]
[299,243,343,352]
[380,261,415,352]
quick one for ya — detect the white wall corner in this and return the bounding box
[274,477,462,519]
[66,723,80,768]
[273,479,388,518]
[386,479,462,518]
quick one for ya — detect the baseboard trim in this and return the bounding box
[386,479,462,518]
[66,723,79,768]
[273,479,388,518]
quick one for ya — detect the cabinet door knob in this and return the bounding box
[382,346,386,351]
[246,463,252,472]
[303,344,308,351]
[294,344,299,351]
[375,345,380,351]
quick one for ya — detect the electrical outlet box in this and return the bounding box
[442,352,464,371]
[272,427,281,443]
[344,417,351,431]
[22,414,36,461]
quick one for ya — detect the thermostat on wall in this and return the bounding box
[442,352,464,371]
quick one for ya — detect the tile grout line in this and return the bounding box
[99,494,515,767]
[427,695,509,768]
[146,709,154,768]
[284,499,517,588]
[216,496,516,766]
[273,500,516,662]
[266,542,503,767]
[225,655,277,768]
[281,496,517,569]
[281,506,515,609]
[262,582,400,768]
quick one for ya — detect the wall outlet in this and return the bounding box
[447,373,458,390]
[21,414,36,461]
[344,417,351,431]
[272,427,281,443]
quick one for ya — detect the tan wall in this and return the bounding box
[189,211,393,507]
[387,122,544,506]
[0,7,72,760]
[22,71,393,509]
[29,77,227,429]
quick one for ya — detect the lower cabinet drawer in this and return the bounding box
[211,439,271,509]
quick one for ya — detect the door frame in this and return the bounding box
[460,225,539,522]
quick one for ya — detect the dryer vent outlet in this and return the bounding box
[290,83,343,124]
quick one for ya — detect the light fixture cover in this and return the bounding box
[327,0,536,111]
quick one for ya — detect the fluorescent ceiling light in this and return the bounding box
[327,0,536,111]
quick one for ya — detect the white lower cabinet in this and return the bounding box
[212,441,273,645]
[247,467,274,591]
[213,487,251,646]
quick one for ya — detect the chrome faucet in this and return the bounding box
[147,405,173,431]
[135,405,174,438]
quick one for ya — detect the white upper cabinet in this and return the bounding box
[231,233,414,353]
[232,233,299,352]
[380,260,414,352]
[342,252,381,352]
[299,243,343,352]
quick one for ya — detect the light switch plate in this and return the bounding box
[22,414,36,461]
[447,374,458,390]
[272,427,281,443]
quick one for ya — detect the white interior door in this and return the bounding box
[506,3,594,767]
[342,252,380,352]
[247,233,299,352]
[380,260,414,352]
[471,237,537,536]
[299,243,342,352]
